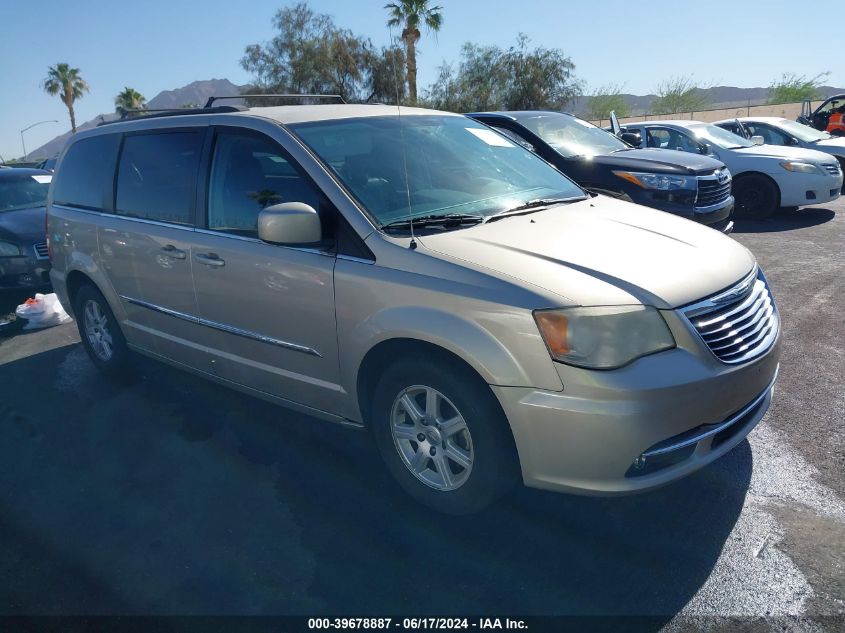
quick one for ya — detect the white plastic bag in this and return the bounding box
[15,293,73,330]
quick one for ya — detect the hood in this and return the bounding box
[419,195,754,309]
[812,137,845,155]
[733,144,837,163]
[591,148,724,175]
[0,205,47,245]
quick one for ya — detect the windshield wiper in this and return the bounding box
[484,197,585,223]
[381,213,484,232]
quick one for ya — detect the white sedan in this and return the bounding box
[715,117,845,192]
[618,120,842,219]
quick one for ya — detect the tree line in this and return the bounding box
[39,1,833,137]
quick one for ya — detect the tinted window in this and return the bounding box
[52,134,120,209]
[646,128,701,152]
[116,131,203,225]
[745,123,789,145]
[207,130,322,237]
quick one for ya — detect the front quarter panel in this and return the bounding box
[335,244,564,422]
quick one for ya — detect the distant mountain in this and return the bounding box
[573,85,845,118]
[28,79,243,159]
[147,78,242,110]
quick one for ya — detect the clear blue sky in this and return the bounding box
[0,0,838,160]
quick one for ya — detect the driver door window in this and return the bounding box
[646,128,700,153]
[745,124,788,145]
[207,130,325,238]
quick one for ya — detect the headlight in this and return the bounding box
[534,305,675,369]
[0,241,22,257]
[780,161,824,175]
[612,171,696,191]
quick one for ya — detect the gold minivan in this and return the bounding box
[48,103,780,514]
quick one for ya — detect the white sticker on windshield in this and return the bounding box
[465,128,515,147]
[31,175,52,184]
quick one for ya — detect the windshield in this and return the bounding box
[0,173,51,212]
[689,124,753,149]
[518,113,629,158]
[770,119,832,143]
[289,115,585,227]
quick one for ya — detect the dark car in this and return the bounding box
[0,168,52,299]
[467,111,735,233]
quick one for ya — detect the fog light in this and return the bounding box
[632,455,646,470]
[806,191,816,200]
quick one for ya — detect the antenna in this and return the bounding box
[388,23,417,250]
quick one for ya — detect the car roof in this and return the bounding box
[466,110,572,121]
[714,116,788,125]
[0,167,51,179]
[623,120,706,128]
[236,103,462,125]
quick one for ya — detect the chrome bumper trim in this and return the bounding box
[642,365,778,458]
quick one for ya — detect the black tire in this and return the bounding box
[779,206,799,213]
[370,357,519,515]
[74,284,131,377]
[733,174,779,220]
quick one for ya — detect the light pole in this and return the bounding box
[20,120,59,161]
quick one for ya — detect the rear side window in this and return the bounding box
[116,130,204,225]
[52,134,120,210]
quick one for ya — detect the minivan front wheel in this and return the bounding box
[371,358,518,514]
[74,284,130,376]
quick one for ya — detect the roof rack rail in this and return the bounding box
[204,93,346,108]
[97,105,248,126]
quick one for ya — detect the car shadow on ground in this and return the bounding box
[732,206,836,233]
[0,344,753,620]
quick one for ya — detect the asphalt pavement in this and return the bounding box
[0,199,843,630]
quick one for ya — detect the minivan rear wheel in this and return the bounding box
[370,358,518,514]
[74,284,130,376]
[733,174,778,220]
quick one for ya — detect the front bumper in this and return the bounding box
[493,312,780,495]
[630,190,734,233]
[773,170,843,207]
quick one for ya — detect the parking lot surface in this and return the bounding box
[1,200,843,628]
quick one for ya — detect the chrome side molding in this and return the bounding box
[120,295,322,357]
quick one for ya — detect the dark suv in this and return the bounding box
[0,168,52,300]
[468,111,735,233]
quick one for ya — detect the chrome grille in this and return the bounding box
[33,241,49,259]
[821,162,841,175]
[682,269,778,364]
[696,170,732,208]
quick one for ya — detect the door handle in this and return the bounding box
[194,252,225,268]
[160,245,186,259]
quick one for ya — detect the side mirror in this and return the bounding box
[620,131,641,147]
[258,202,322,245]
[699,143,713,155]
[750,135,765,146]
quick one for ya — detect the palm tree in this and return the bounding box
[115,87,147,117]
[385,0,443,104]
[42,63,89,133]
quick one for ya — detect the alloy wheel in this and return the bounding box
[83,299,114,361]
[390,385,474,491]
